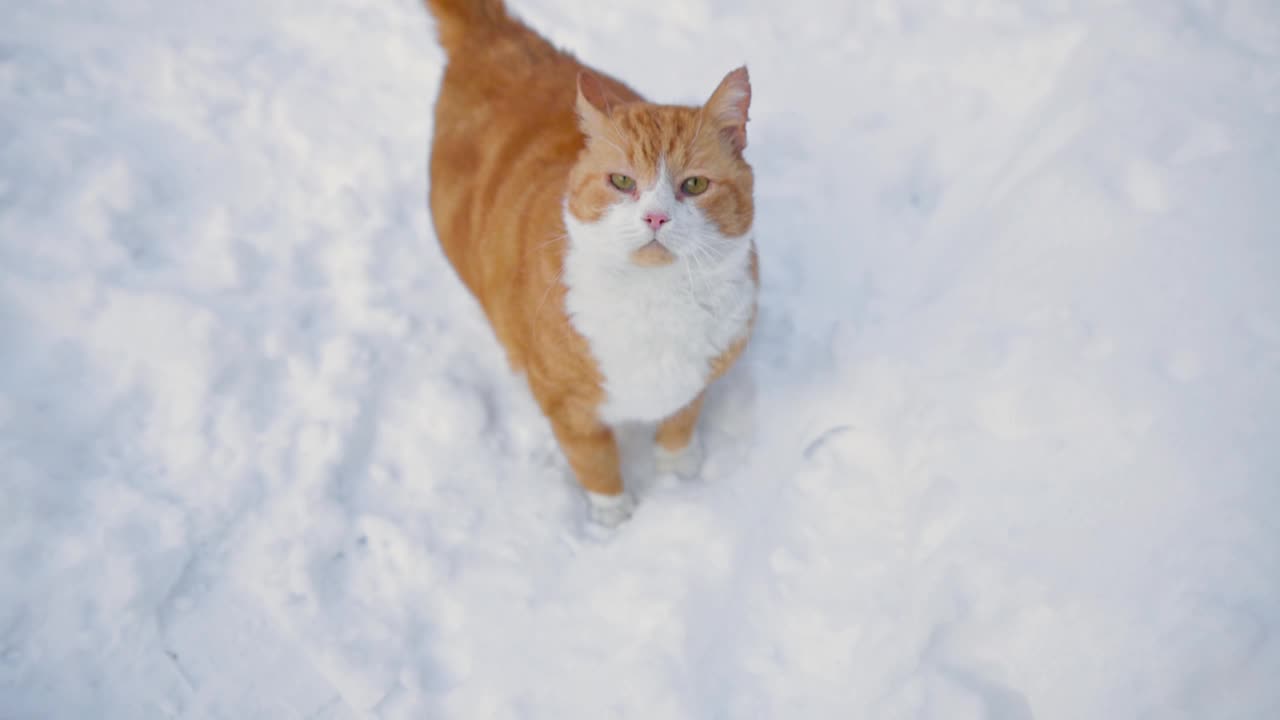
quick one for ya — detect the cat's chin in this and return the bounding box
[630,240,677,267]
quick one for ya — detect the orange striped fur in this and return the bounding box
[424,0,758,524]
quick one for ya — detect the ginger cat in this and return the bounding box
[423,0,758,526]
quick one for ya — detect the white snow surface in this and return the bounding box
[3,0,1280,717]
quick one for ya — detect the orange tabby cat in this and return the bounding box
[424,0,758,526]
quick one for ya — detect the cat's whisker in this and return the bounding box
[687,233,716,262]
[681,239,713,300]
[683,242,713,302]
[529,232,569,256]
[682,253,699,302]
[541,232,568,248]
[688,237,734,312]
[532,264,568,341]
[691,243,721,304]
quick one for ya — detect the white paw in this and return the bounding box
[655,436,704,480]
[586,491,635,528]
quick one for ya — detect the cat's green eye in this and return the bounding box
[681,176,710,196]
[609,174,636,192]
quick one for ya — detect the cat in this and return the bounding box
[423,0,758,526]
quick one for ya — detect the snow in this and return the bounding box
[2,0,1279,717]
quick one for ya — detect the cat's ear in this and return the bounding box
[704,66,751,153]
[576,72,614,138]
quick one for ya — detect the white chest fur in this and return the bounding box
[562,227,756,425]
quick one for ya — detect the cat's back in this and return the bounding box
[426,3,636,313]
[428,8,579,251]
[433,15,577,140]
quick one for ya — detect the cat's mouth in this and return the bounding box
[631,239,676,268]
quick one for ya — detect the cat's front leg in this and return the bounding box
[547,406,633,526]
[655,393,706,480]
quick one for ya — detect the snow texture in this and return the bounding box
[3,0,1279,717]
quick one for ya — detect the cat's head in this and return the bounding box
[565,67,754,268]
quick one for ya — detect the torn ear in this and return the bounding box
[704,66,751,153]
[576,71,615,138]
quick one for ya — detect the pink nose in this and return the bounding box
[643,211,670,230]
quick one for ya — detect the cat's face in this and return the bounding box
[566,68,754,268]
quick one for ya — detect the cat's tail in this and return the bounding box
[423,0,510,56]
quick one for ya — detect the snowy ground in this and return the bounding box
[3,0,1279,717]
